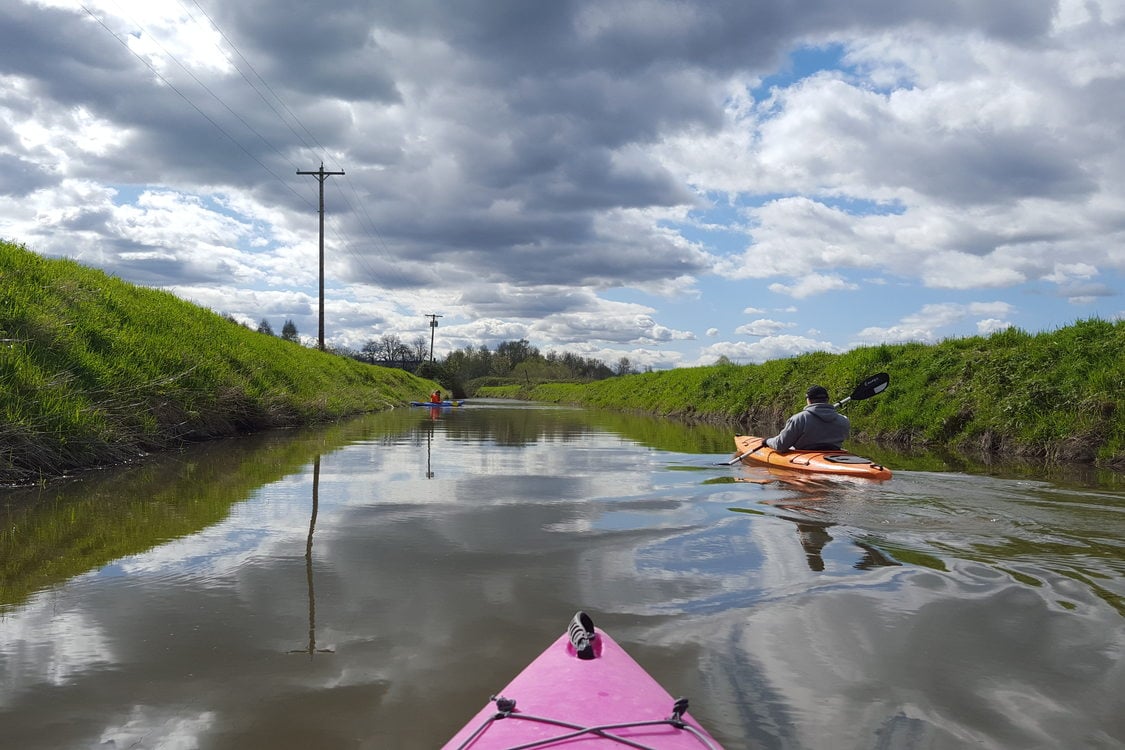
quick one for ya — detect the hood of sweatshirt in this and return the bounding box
[805,403,840,422]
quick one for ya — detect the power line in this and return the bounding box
[79,4,310,208]
[171,1,414,293]
[181,0,320,156]
[177,0,403,277]
[81,3,430,337]
[106,0,298,175]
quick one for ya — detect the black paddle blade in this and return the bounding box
[850,372,889,401]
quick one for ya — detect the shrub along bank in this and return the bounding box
[0,241,437,484]
[480,320,1125,467]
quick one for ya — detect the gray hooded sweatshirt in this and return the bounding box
[765,403,850,452]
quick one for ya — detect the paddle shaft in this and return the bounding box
[724,438,765,465]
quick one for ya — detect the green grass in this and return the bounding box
[1,241,436,483]
[4,239,1123,475]
[475,384,522,399]
[490,322,1124,467]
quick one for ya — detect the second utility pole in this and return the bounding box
[297,162,345,350]
[426,314,442,361]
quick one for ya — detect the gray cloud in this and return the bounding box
[0,153,54,197]
[0,4,134,102]
[1,0,1121,366]
[209,0,401,102]
[887,128,1097,205]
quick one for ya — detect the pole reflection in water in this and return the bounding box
[426,420,435,479]
[291,455,333,657]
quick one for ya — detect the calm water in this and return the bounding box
[1,400,1123,749]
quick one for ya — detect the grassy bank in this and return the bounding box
[1,241,436,484]
[479,321,1125,467]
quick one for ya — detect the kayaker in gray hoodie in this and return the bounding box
[765,384,850,452]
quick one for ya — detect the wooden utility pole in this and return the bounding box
[297,162,345,350]
[426,314,443,361]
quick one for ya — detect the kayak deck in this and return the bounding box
[410,400,466,407]
[443,612,724,749]
[734,435,892,480]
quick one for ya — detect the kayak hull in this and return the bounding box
[410,400,465,407]
[442,616,723,749]
[734,435,892,480]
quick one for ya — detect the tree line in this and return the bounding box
[251,322,428,367]
[247,318,638,394]
[353,336,638,386]
[440,339,629,383]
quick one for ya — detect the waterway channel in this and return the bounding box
[1,399,1123,749]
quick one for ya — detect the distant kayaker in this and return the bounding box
[430,390,442,403]
[765,384,850,452]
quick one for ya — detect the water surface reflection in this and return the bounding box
[1,400,1122,749]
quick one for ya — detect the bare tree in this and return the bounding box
[360,339,380,364]
[411,335,429,362]
[361,334,413,364]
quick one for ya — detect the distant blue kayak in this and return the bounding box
[410,400,466,407]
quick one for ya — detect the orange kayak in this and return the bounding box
[733,435,892,480]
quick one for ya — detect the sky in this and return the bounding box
[2,0,1124,369]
